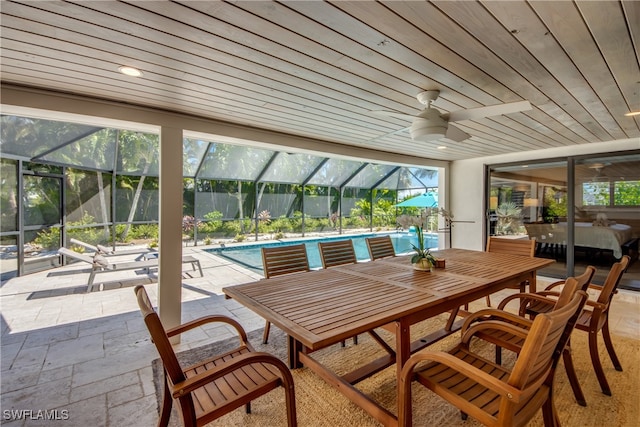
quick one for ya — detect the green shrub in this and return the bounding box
[115,224,131,243]
[269,216,293,233]
[33,228,60,250]
[290,211,303,232]
[222,220,241,236]
[130,224,158,240]
[201,211,223,232]
[345,215,368,228]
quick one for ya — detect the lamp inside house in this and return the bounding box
[489,196,498,210]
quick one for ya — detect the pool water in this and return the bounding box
[207,232,438,274]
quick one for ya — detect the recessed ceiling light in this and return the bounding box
[118,66,143,77]
[437,146,447,150]
[624,111,640,117]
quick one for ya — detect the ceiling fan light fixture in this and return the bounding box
[410,119,447,141]
[410,108,447,141]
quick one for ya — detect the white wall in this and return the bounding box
[449,139,640,250]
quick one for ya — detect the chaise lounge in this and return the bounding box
[58,247,203,292]
[69,238,153,258]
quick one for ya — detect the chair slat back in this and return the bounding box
[134,285,186,385]
[554,265,595,307]
[261,244,310,278]
[508,283,587,389]
[366,236,396,260]
[595,255,630,306]
[318,240,357,268]
[486,236,535,257]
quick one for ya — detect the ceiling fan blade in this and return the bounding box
[445,124,470,142]
[447,100,531,122]
[365,126,410,143]
[370,110,415,121]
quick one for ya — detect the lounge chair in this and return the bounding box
[69,238,152,257]
[58,247,202,292]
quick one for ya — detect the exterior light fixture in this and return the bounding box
[624,111,640,117]
[118,66,143,77]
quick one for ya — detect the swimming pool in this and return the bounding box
[207,232,438,274]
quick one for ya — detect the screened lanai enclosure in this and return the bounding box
[0,114,440,278]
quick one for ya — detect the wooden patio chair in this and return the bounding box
[365,235,396,260]
[134,285,297,427]
[318,239,357,268]
[261,244,310,344]
[462,265,596,406]
[399,287,588,427]
[318,239,359,345]
[524,255,630,396]
[483,236,536,306]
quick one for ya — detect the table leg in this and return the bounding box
[529,271,537,293]
[288,335,302,369]
[395,318,411,423]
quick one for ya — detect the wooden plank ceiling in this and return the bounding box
[1,0,638,162]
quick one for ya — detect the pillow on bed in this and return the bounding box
[93,253,109,268]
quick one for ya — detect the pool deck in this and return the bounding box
[1,243,638,426]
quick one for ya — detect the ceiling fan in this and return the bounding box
[372,90,532,142]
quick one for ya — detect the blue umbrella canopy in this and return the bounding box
[396,192,438,208]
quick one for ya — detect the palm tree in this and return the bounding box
[117,131,158,240]
[495,202,522,235]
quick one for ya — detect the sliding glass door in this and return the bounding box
[488,160,568,279]
[487,151,639,290]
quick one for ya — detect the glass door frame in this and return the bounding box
[19,164,65,275]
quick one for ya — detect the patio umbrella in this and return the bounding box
[395,192,438,208]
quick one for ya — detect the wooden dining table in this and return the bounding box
[222,248,555,426]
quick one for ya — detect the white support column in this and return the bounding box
[438,166,450,249]
[158,126,183,342]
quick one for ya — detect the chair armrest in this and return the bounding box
[166,315,248,344]
[171,351,293,397]
[543,280,566,291]
[584,299,607,311]
[496,292,557,312]
[461,309,533,336]
[461,319,530,346]
[587,283,604,291]
[533,291,561,298]
[400,348,524,403]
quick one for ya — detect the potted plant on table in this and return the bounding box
[411,225,437,271]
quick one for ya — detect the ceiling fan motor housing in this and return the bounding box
[410,107,447,141]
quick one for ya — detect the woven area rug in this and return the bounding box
[152,314,640,426]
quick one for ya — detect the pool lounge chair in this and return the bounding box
[58,247,202,292]
[69,238,153,257]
